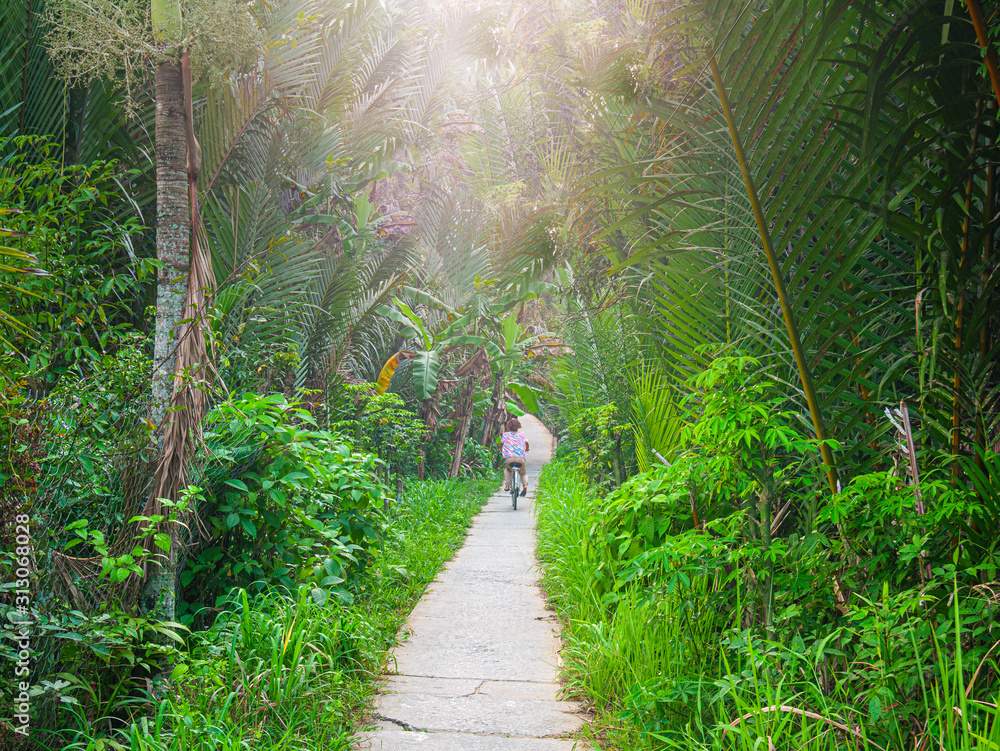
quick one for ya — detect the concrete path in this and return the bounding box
[355,415,588,750]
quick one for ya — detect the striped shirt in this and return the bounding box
[501,431,527,458]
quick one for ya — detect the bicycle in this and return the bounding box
[509,462,523,510]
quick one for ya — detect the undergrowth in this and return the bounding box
[535,461,1000,751]
[33,474,497,751]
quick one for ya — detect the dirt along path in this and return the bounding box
[354,414,589,750]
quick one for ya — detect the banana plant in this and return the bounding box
[375,300,485,403]
[543,0,1000,488]
[478,313,545,446]
[372,299,481,477]
[375,282,552,402]
[374,282,555,474]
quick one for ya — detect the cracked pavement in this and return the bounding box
[354,415,589,750]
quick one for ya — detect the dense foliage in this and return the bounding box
[0,0,528,747]
[3,0,1000,748]
[25,476,494,749]
[537,361,1000,750]
[514,2,1000,746]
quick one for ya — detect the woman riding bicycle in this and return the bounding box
[501,417,529,496]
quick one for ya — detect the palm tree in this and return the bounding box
[529,0,998,476]
[451,0,1000,584]
[194,0,435,390]
[147,0,190,431]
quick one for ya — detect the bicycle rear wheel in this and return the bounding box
[511,471,519,510]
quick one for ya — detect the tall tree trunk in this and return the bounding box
[144,544,179,623]
[151,57,189,431]
[144,56,189,622]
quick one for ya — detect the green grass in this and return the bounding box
[534,461,1000,751]
[45,473,499,751]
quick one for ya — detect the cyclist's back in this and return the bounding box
[501,417,529,496]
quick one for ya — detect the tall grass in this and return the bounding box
[42,474,498,751]
[534,461,1000,751]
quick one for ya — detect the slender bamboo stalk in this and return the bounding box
[953,111,981,475]
[709,57,839,495]
[977,159,994,470]
[966,0,1000,110]
[689,486,701,530]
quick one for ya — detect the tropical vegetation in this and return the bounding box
[528,0,1000,748]
[2,0,1000,748]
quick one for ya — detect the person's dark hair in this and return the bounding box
[505,417,521,432]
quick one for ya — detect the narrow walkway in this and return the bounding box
[355,415,587,750]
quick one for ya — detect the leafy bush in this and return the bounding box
[568,402,635,489]
[421,429,461,479]
[536,458,1000,751]
[0,381,41,549]
[326,384,425,480]
[35,334,154,536]
[49,474,497,751]
[0,135,152,379]
[29,611,187,743]
[181,393,388,623]
[538,355,1000,750]
[456,439,495,477]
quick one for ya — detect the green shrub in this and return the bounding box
[35,334,154,537]
[0,135,152,380]
[537,356,1000,751]
[536,455,1000,751]
[182,393,388,623]
[568,402,635,489]
[326,384,425,480]
[56,473,497,751]
[455,439,495,477]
